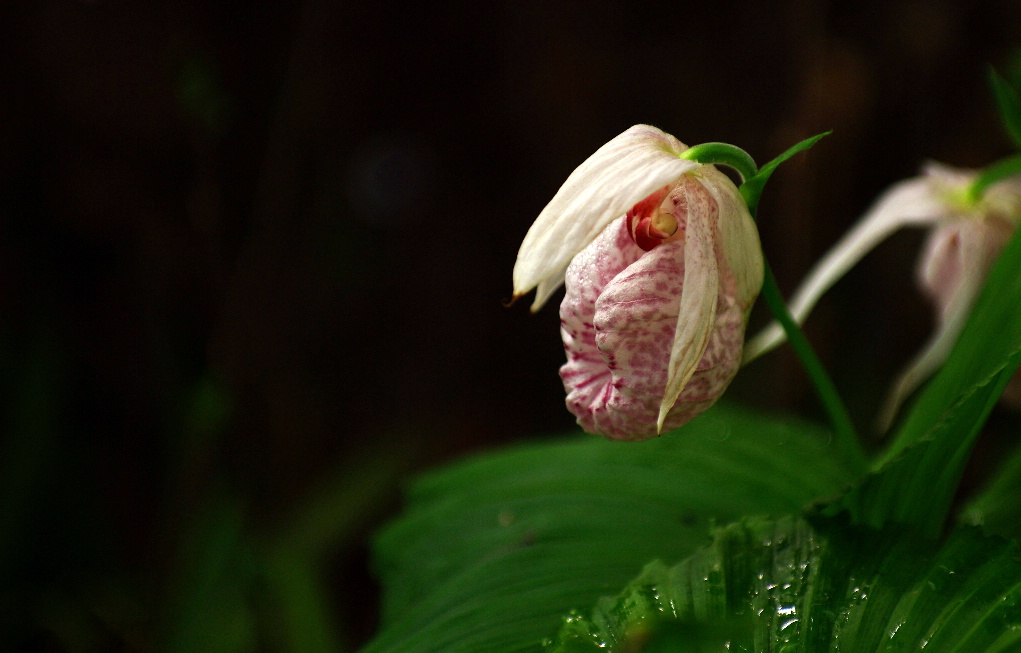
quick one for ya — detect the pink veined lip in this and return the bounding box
[559,179,746,441]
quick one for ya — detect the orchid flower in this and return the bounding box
[512,125,763,441]
[743,162,1021,427]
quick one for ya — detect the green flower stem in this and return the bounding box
[759,263,868,472]
[680,142,758,183]
[730,131,864,468]
[689,132,863,468]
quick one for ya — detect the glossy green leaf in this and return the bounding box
[360,405,856,653]
[826,227,1021,535]
[546,515,1021,652]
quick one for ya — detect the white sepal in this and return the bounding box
[659,182,719,432]
[513,124,698,311]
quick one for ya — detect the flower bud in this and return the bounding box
[513,126,763,440]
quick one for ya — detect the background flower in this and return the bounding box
[744,163,1021,427]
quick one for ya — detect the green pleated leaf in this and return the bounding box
[164,492,256,653]
[361,405,856,653]
[825,227,1021,535]
[546,515,1021,652]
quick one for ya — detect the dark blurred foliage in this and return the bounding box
[1,0,1020,651]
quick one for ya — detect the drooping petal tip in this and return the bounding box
[513,125,698,310]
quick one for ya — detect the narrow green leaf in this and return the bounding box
[545,515,1021,652]
[759,263,866,473]
[739,131,830,215]
[990,67,1021,150]
[736,129,863,471]
[260,549,342,653]
[362,405,856,653]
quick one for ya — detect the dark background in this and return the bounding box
[2,1,1020,651]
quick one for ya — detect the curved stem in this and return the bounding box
[734,131,863,468]
[759,263,868,472]
[680,142,758,184]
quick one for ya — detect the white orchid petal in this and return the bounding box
[513,124,698,309]
[530,264,569,312]
[743,176,946,363]
[658,184,718,432]
[697,167,763,308]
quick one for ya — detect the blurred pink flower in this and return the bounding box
[744,162,1021,427]
[513,125,763,440]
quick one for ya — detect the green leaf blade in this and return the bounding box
[544,516,1021,653]
[362,405,856,652]
[826,226,1021,535]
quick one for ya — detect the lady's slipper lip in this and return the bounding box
[512,124,699,311]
